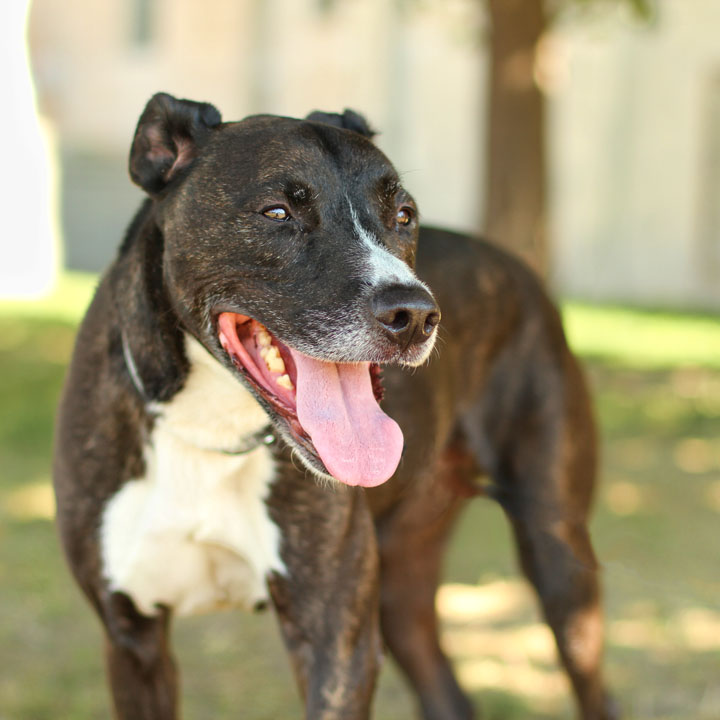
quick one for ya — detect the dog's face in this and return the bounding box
[129,94,440,487]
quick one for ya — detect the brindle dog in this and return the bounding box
[54,93,617,719]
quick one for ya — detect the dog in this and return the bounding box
[54,93,618,720]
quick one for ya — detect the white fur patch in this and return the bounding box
[153,334,270,451]
[101,335,285,617]
[347,200,438,365]
[348,200,427,290]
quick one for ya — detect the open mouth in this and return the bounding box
[217,312,404,487]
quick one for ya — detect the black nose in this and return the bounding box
[371,284,440,347]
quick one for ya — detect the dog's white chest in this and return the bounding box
[101,337,285,617]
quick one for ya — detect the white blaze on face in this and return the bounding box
[348,200,438,365]
[348,200,424,289]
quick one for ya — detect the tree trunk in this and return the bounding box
[485,0,548,276]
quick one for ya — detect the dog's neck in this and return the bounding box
[123,332,275,456]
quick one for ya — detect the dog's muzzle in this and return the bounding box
[217,313,404,487]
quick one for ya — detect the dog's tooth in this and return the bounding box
[268,359,285,373]
[257,330,272,348]
[276,374,294,390]
[267,352,286,374]
[269,359,286,373]
[262,345,286,374]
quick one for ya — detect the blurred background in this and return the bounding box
[1,0,719,718]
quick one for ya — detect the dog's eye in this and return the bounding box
[396,207,414,227]
[262,206,290,222]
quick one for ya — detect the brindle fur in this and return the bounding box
[54,94,617,720]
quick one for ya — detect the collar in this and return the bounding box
[121,328,148,401]
[121,328,276,456]
[218,427,276,455]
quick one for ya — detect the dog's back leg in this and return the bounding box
[478,354,618,720]
[374,447,476,720]
[101,591,178,720]
[504,502,612,719]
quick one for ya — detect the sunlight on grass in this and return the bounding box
[438,580,720,716]
[2,479,55,520]
[455,657,569,709]
[609,617,674,653]
[676,608,720,651]
[0,271,97,323]
[603,480,647,516]
[436,579,528,621]
[706,481,720,513]
[673,438,719,474]
[562,302,720,368]
[437,580,569,713]
[2,278,719,369]
[610,607,720,653]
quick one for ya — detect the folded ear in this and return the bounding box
[305,109,376,139]
[129,92,222,195]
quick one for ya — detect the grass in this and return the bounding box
[1,278,720,718]
[0,272,99,323]
[6,271,720,366]
[562,303,720,369]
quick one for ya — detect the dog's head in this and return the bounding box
[128,92,440,487]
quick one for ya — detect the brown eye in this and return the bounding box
[262,206,290,222]
[396,207,414,226]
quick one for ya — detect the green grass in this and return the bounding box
[0,271,98,323]
[8,272,720,367]
[562,302,720,369]
[1,281,720,718]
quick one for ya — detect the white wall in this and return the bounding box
[1,0,59,298]
[550,0,720,308]
[28,0,720,309]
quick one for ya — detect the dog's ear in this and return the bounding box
[129,92,222,195]
[305,109,376,140]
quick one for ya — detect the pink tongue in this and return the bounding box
[289,349,403,487]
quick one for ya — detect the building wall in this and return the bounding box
[550,0,720,308]
[28,0,720,309]
[29,0,487,272]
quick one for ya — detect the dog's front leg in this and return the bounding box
[267,466,381,720]
[101,591,178,720]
